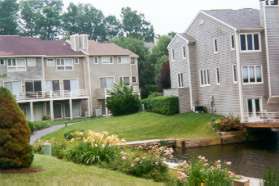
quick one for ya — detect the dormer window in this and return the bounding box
[240,33,261,52]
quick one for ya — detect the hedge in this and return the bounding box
[142,96,179,115]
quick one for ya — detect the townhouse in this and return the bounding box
[0,34,139,121]
[167,0,279,122]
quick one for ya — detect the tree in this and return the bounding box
[121,7,154,42]
[0,0,18,35]
[104,15,122,40]
[158,62,171,90]
[62,3,106,41]
[107,82,141,116]
[0,88,33,169]
[113,37,156,98]
[20,0,63,39]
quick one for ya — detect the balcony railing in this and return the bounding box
[243,112,279,123]
[16,89,88,101]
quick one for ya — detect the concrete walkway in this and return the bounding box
[30,125,65,145]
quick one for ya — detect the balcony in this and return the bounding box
[16,89,88,103]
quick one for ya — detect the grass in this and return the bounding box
[0,155,163,186]
[43,112,218,142]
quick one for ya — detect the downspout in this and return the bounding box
[186,42,194,111]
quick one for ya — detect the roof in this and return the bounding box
[203,9,262,30]
[87,41,138,57]
[0,35,83,57]
[179,33,195,43]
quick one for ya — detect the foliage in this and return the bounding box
[20,0,63,39]
[264,169,279,186]
[176,156,234,186]
[28,121,51,133]
[158,62,171,90]
[66,142,120,165]
[121,7,154,42]
[0,88,33,169]
[212,116,243,132]
[142,96,179,115]
[0,0,18,35]
[107,82,141,116]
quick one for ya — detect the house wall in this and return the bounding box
[185,13,241,116]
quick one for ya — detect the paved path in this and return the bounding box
[30,125,65,145]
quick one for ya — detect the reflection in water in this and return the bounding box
[175,132,279,178]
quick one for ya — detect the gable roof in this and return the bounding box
[167,33,195,49]
[87,41,138,57]
[202,8,263,30]
[0,35,84,57]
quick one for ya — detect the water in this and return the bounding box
[174,132,279,178]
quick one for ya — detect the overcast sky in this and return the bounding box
[64,0,260,35]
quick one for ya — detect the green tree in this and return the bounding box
[104,15,122,40]
[107,82,141,116]
[113,37,156,98]
[0,88,33,169]
[0,0,18,35]
[62,3,106,41]
[121,7,154,42]
[20,0,63,39]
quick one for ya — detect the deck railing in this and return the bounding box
[16,89,88,101]
[243,112,279,123]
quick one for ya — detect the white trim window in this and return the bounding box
[177,73,184,88]
[120,76,130,85]
[7,58,27,72]
[213,38,218,53]
[101,56,113,64]
[182,46,187,59]
[240,33,261,52]
[117,56,129,64]
[242,65,263,84]
[216,68,220,85]
[56,58,74,71]
[100,77,114,89]
[200,69,210,86]
[132,76,137,83]
[131,57,137,64]
[265,0,278,5]
[233,64,238,83]
[231,34,235,50]
[171,49,175,61]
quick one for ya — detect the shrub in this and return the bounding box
[28,121,52,133]
[264,169,279,186]
[0,88,33,169]
[212,116,243,132]
[66,142,120,165]
[142,96,179,115]
[107,82,141,116]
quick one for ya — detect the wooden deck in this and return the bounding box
[243,122,279,129]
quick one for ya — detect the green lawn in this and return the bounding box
[0,155,162,186]
[43,112,218,142]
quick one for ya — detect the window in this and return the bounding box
[118,56,129,64]
[200,69,210,86]
[177,73,184,88]
[120,77,130,85]
[233,65,238,83]
[182,46,187,58]
[265,0,278,5]
[240,33,261,52]
[101,56,113,64]
[100,77,114,89]
[242,65,262,84]
[231,35,235,50]
[25,80,42,96]
[132,76,137,83]
[74,58,79,64]
[216,68,220,85]
[0,59,4,65]
[7,58,26,72]
[131,58,137,64]
[56,58,74,71]
[171,49,175,60]
[213,38,218,53]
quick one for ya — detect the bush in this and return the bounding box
[0,88,33,169]
[107,82,141,116]
[142,96,179,115]
[28,121,52,133]
[264,169,279,186]
[212,116,243,132]
[66,142,120,165]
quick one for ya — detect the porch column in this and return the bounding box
[30,102,34,122]
[69,99,73,120]
[50,100,54,120]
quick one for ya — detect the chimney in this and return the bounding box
[79,34,89,51]
[69,34,80,51]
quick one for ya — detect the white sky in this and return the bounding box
[64,0,260,35]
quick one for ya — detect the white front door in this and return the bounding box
[247,98,262,122]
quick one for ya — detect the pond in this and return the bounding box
[174,132,279,178]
